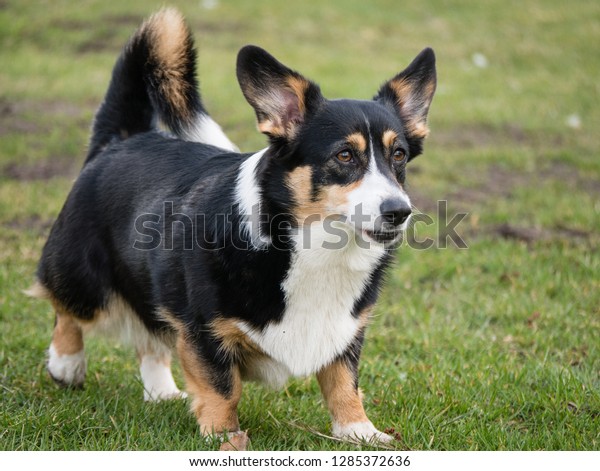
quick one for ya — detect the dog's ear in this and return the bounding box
[375,48,436,159]
[237,45,324,141]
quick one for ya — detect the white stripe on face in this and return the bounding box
[345,128,411,238]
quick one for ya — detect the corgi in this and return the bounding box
[28,8,436,450]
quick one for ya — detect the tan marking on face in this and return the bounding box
[317,360,369,426]
[346,132,368,153]
[177,334,242,435]
[286,166,362,224]
[287,166,315,216]
[382,130,398,149]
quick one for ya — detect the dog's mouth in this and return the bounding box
[362,228,403,245]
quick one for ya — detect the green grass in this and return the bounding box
[1,0,599,451]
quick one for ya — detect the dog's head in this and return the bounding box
[237,46,436,248]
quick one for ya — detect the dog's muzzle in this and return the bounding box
[364,197,411,244]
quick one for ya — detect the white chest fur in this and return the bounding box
[239,223,386,378]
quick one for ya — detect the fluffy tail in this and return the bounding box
[86,8,236,164]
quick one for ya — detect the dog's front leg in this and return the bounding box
[317,358,394,445]
[176,333,247,450]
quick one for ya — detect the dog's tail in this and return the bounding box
[85,8,236,164]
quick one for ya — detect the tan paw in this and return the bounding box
[219,431,250,451]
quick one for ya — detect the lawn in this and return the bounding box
[0,0,598,451]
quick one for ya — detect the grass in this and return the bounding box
[1,0,599,451]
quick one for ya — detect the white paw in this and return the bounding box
[144,389,188,402]
[140,354,186,402]
[332,421,395,444]
[47,344,86,387]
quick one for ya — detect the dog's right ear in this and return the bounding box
[237,45,324,141]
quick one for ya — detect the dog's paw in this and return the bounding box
[333,421,395,444]
[144,388,188,402]
[47,344,86,388]
[140,354,187,402]
[202,430,250,451]
[219,431,250,451]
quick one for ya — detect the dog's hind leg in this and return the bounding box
[86,295,184,402]
[26,281,87,388]
[47,305,87,388]
[138,345,186,402]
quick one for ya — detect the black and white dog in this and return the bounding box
[29,8,436,449]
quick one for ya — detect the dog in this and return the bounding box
[28,8,436,450]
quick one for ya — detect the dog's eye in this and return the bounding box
[336,150,353,163]
[393,148,406,162]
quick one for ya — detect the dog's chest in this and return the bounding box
[239,226,386,378]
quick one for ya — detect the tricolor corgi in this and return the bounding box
[28,8,436,450]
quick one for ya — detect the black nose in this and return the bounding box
[380,198,412,227]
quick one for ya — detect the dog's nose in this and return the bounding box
[380,198,412,227]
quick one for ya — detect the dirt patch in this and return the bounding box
[194,19,249,35]
[63,15,246,54]
[76,31,123,54]
[28,100,86,117]
[538,160,600,195]
[446,165,525,211]
[408,187,439,215]
[421,161,598,246]
[5,214,54,233]
[50,15,141,54]
[0,97,11,116]
[492,224,546,243]
[448,162,599,211]
[102,14,144,28]
[0,98,45,136]
[0,98,89,137]
[52,14,142,31]
[490,223,591,244]
[1,159,78,181]
[410,163,534,222]
[432,123,563,150]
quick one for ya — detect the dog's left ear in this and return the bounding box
[237,45,324,141]
[375,48,437,159]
